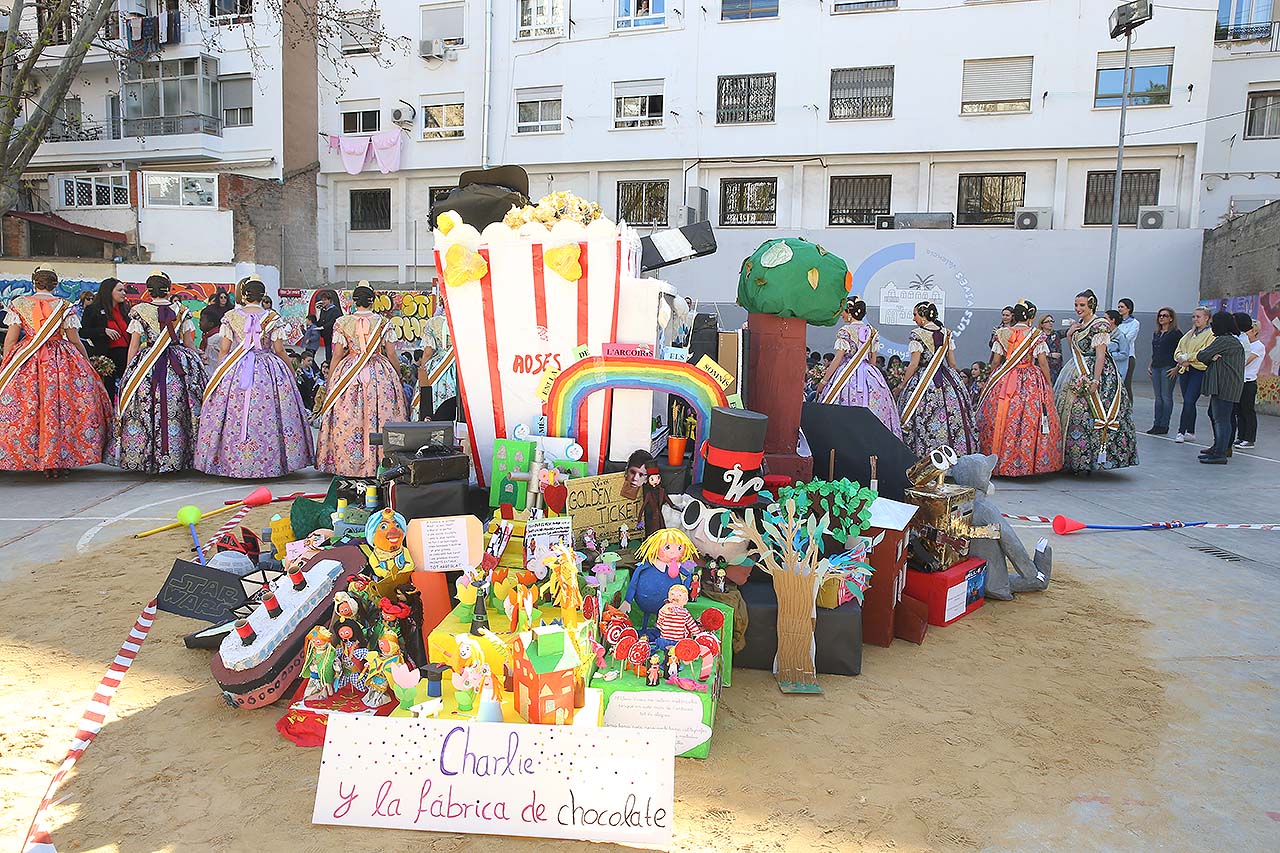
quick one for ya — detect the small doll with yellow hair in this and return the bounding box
[623,528,699,631]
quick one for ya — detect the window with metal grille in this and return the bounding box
[518,0,565,38]
[716,74,775,124]
[961,57,1033,114]
[957,173,1025,225]
[1245,91,1280,139]
[618,180,669,227]
[342,109,381,134]
[614,80,664,128]
[1095,48,1173,107]
[1215,0,1275,40]
[350,188,392,231]
[423,101,464,138]
[62,174,130,208]
[833,0,897,11]
[720,178,777,226]
[616,0,665,29]
[210,0,253,23]
[430,186,456,206]
[722,0,778,19]
[1083,170,1160,225]
[830,66,893,120]
[829,175,891,225]
[515,87,562,133]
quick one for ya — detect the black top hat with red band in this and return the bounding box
[699,407,768,508]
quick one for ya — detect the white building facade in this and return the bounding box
[1200,1,1280,225]
[317,0,1224,361]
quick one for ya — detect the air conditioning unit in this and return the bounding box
[893,212,954,230]
[875,214,895,230]
[392,104,416,124]
[420,38,446,59]
[677,187,709,226]
[1014,207,1052,230]
[1137,205,1176,230]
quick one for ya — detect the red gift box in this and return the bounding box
[904,557,988,627]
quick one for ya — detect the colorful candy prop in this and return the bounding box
[1052,515,1280,535]
[134,485,278,539]
[177,505,206,564]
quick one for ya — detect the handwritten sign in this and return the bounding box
[602,342,654,359]
[313,716,674,846]
[694,354,733,390]
[523,516,574,572]
[564,472,641,549]
[572,344,591,361]
[602,689,715,756]
[536,366,562,402]
[726,393,743,409]
[406,515,484,572]
[661,346,690,362]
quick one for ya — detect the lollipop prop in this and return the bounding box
[134,486,276,539]
[1052,515,1280,535]
[177,505,206,564]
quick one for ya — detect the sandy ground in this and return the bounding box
[0,508,1171,852]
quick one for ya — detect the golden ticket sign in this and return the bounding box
[565,472,641,548]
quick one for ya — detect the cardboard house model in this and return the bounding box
[511,625,581,725]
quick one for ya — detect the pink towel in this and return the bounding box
[339,135,373,175]
[370,130,402,174]
[327,134,341,154]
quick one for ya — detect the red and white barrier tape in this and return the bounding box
[1200,523,1280,530]
[1002,513,1053,523]
[203,504,253,552]
[23,600,158,853]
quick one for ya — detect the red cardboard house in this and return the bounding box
[511,625,581,725]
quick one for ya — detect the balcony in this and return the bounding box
[28,115,226,169]
[1215,20,1280,52]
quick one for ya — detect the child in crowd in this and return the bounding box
[296,351,323,412]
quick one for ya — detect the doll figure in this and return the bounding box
[619,524,630,550]
[639,464,675,536]
[332,620,370,692]
[583,527,600,554]
[362,633,403,707]
[621,449,654,500]
[666,650,680,681]
[623,528,699,630]
[301,626,338,699]
[364,507,413,580]
[645,654,663,687]
[654,584,700,649]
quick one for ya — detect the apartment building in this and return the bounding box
[5,0,318,290]
[1200,1,1280,225]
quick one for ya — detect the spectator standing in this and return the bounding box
[1196,312,1246,465]
[315,289,343,367]
[1236,318,1263,448]
[1146,307,1182,435]
[80,277,131,401]
[1038,314,1063,383]
[1116,298,1139,402]
[1171,306,1213,443]
[1105,310,1128,386]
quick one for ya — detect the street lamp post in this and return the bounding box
[1104,0,1154,312]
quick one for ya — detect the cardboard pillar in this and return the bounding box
[861,525,909,647]
[746,312,807,454]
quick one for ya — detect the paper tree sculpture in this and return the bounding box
[728,479,875,695]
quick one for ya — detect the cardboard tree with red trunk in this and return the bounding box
[737,239,852,481]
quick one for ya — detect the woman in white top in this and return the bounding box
[1236,319,1264,448]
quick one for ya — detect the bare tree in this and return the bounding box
[0,0,397,221]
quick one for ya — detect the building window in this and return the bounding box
[1216,0,1276,40]
[961,57,1033,114]
[616,0,665,29]
[613,80,664,129]
[122,56,222,137]
[423,100,465,138]
[716,73,775,124]
[956,173,1025,226]
[342,108,381,134]
[35,5,75,45]
[46,97,83,142]
[62,174,130,208]
[829,175,891,225]
[833,0,897,11]
[518,0,565,38]
[210,0,253,24]
[421,1,466,47]
[1083,170,1160,225]
[220,77,252,128]
[721,0,778,20]
[720,178,777,226]
[340,9,383,54]
[350,188,392,231]
[1245,90,1280,139]
[618,180,669,227]
[430,186,456,206]
[515,87,562,133]
[1095,48,1173,108]
[829,66,893,120]
[146,173,217,208]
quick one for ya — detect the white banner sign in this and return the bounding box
[313,716,675,847]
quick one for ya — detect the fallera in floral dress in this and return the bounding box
[194,307,315,478]
[824,320,902,438]
[1052,316,1138,473]
[0,295,112,471]
[896,324,978,458]
[978,324,1063,476]
[315,311,407,477]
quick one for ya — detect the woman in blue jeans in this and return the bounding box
[1196,311,1246,464]
[1146,308,1182,435]
[1171,306,1213,442]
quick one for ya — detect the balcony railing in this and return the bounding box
[40,114,222,143]
[43,120,119,142]
[1215,20,1280,50]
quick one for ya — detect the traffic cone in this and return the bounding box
[1052,515,1086,535]
[243,486,273,507]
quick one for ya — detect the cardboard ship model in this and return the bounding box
[212,545,368,709]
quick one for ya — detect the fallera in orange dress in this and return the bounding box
[978,325,1063,477]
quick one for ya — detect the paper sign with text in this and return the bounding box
[661,346,690,362]
[694,354,733,390]
[406,515,484,572]
[573,345,591,361]
[536,366,562,402]
[564,473,641,549]
[313,716,674,847]
[725,393,743,409]
[602,342,654,359]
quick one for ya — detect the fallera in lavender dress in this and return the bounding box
[828,321,902,438]
[195,307,315,478]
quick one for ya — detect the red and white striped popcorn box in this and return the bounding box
[436,219,661,488]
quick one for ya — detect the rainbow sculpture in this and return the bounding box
[545,355,730,481]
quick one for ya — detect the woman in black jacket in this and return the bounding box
[80,277,131,400]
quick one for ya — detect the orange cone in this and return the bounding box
[1052,515,1086,535]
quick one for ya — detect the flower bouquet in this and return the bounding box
[89,355,116,379]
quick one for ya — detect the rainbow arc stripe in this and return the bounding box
[545,355,729,481]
